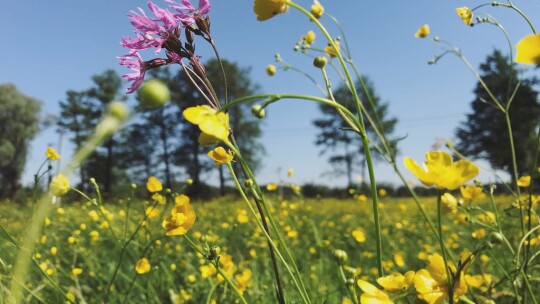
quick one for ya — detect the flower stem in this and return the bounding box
[436,191,454,304]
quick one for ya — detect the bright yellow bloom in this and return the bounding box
[414,253,468,304]
[378,188,387,197]
[183,105,230,143]
[352,227,366,243]
[162,197,196,236]
[175,194,190,205]
[287,168,294,177]
[377,271,415,292]
[145,206,160,219]
[235,269,253,295]
[146,176,163,193]
[266,64,277,76]
[50,174,70,196]
[237,209,249,223]
[456,7,473,25]
[45,147,61,160]
[403,151,478,190]
[516,34,540,64]
[393,253,406,268]
[71,268,83,276]
[310,0,324,19]
[135,258,151,274]
[471,228,486,239]
[89,230,99,242]
[50,246,58,256]
[253,0,288,21]
[88,210,99,221]
[441,193,458,214]
[267,183,279,191]
[357,279,394,304]
[208,147,234,166]
[415,24,430,38]
[517,175,531,187]
[324,41,340,58]
[460,185,486,202]
[303,31,316,44]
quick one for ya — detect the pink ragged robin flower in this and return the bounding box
[118,53,169,93]
[166,0,211,26]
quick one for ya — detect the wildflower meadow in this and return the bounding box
[2,1,540,303]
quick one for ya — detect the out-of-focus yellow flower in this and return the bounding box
[404,151,478,190]
[471,228,486,239]
[460,185,486,202]
[415,24,430,38]
[254,0,288,21]
[46,147,61,160]
[456,7,473,25]
[50,174,70,197]
[310,0,324,19]
[378,188,387,197]
[267,183,279,191]
[235,269,253,295]
[208,147,234,166]
[414,253,468,303]
[50,246,58,256]
[175,194,190,206]
[68,236,76,244]
[135,258,151,274]
[145,206,160,219]
[516,35,540,63]
[72,268,83,276]
[146,176,162,193]
[200,264,216,279]
[465,274,492,289]
[324,41,340,58]
[88,210,99,222]
[352,227,366,243]
[162,196,196,236]
[393,253,406,268]
[266,64,277,76]
[56,207,65,215]
[89,230,99,242]
[303,31,316,44]
[357,194,367,202]
[183,105,230,143]
[441,193,458,214]
[237,209,249,224]
[517,175,531,187]
[287,168,294,177]
[357,279,393,304]
[377,271,415,292]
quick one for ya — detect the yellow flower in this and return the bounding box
[71,268,83,276]
[516,34,540,64]
[89,230,99,242]
[471,228,486,239]
[352,227,366,243]
[266,64,277,76]
[146,176,163,193]
[287,168,294,177]
[175,194,190,205]
[414,253,468,303]
[183,105,230,143]
[208,147,234,166]
[50,246,58,256]
[253,0,288,21]
[378,188,387,197]
[324,41,340,58]
[460,185,486,202]
[403,151,478,190]
[393,253,406,268]
[517,175,531,187]
[303,31,316,44]
[267,183,279,191]
[235,269,253,295]
[145,206,160,219]
[377,271,415,292]
[162,197,196,236]
[441,193,458,214]
[135,258,151,274]
[237,209,249,224]
[415,24,430,38]
[456,7,473,25]
[45,147,61,160]
[50,174,70,196]
[357,280,394,304]
[310,0,324,19]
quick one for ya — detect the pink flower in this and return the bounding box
[118,53,147,93]
[165,0,210,25]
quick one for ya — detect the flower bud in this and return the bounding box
[332,249,348,265]
[251,105,266,119]
[244,179,254,188]
[489,232,504,245]
[186,178,193,185]
[209,246,221,260]
[138,78,170,109]
[131,183,137,189]
[107,101,129,122]
[266,65,276,76]
[199,235,208,243]
[313,56,328,69]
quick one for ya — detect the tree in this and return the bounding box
[313,77,398,186]
[172,59,264,195]
[456,50,540,177]
[0,84,41,199]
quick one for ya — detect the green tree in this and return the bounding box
[173,59,264,195]
[0,84,41,199]
[313,77,398,186]
[456,50,540,177]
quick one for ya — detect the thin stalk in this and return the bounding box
[205,36,229,104]
[496,2,536,34]
[505,112,525,237]
[183,235,248,304]
[338,266,358,304]
[436,191,454,304]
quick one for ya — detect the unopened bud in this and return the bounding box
[107,101,129,122]
[199,235,208,243]
[332,249,348,265]
[138,78,170,109]
[131,183,137,189]
[266,65,276,76]
[313,56,328,69]
[209,246,221,260]
[251,105,266,119]
[186,178,193,185]
[244,179,254,188]
[89,178,96,184]
[489,232,504,245]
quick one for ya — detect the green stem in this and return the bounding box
[338,266,358,304]
[496,2,536,34]
[436,191,454,304]
[183,235,248,304]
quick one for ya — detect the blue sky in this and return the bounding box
[2,0,539,188]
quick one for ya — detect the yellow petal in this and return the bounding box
[198,132,220,146]
[403,157,433,187]
[516,34,540,65]
[183,105,215,125]
[254,0,288,21]
[517,175,531,187]
[146,176,163,193]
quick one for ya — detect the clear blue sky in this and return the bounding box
[2,0,538,188]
